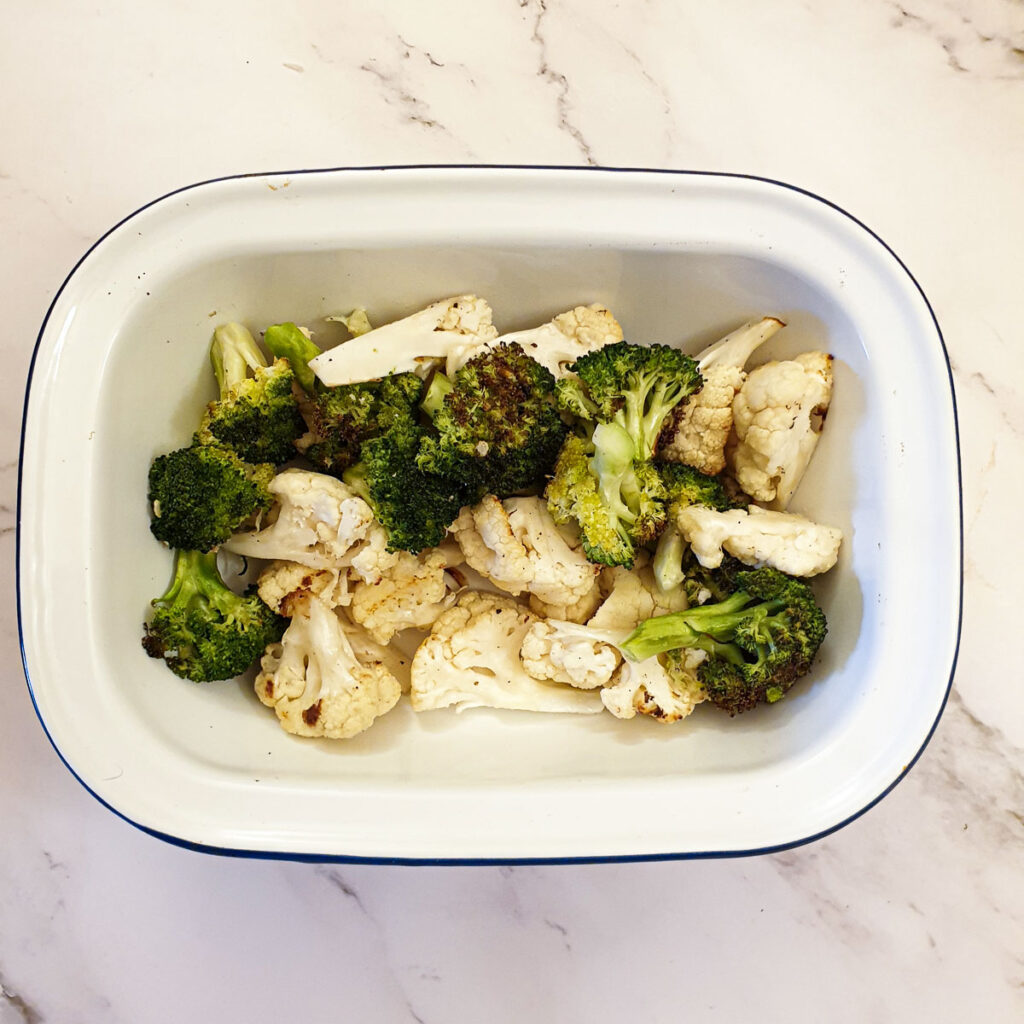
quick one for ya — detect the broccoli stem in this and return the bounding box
[420,372,453,418]
[210,323,267,397]
[616,370,691,460]
[157,549,237,617]
[591,421,638,527]
[341,462,371,504]
[652,525,686,593]
[620,592,782,662]
[263,321,322,394]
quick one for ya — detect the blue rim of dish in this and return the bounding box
[15,164,964,865]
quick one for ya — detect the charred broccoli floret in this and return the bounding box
[303,372,425,475]
[620,566,827,714]
[344,426,471,553]
[417,343,567,499]
[556,341,702,460]
[264,320,425,475]
[148,443,274,553]
[142,549,286,681]
[195,322,305,465]
[546,424,667,567]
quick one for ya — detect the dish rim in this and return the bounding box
[16,163,963,864]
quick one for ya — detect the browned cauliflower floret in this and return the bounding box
[349,549,458,644]
[255,593,401,739]
[410,592,604,715]
[224,469,374,569]
[589,557,689,632]
[601,649,707,723]
[660,317,784,474]
[257,560,354,614]
[728,351,834,508]
[451,495,601,623]
[676,504,842,577]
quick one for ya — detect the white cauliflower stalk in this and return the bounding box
[729,351,834,508]
[309,295,499,386]
[224,469,374,569]
[446,303,624,377]
[661,317,784,474]
[255,594,402,739]
[677,504,842,577]
[338,611,413,693]
[349,549,458,644]
[451,495,601,623]
[410,592,604,714]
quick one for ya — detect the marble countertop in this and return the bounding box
[2,1,1021,1021]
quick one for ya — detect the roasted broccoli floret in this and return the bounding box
[677,550,746,608]
[620,566,827,714]
[556,341,702,460]
[417,343,567,499]
[142,549,286,681]
[345,427,471,554]
[148,443,275,553]
[195,322,305,465]
[546,424,667,568]
[658,461,733,512]
[264,320,425,475]
[304,372,425,475]
[652,462,735,592]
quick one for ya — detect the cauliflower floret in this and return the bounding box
[661,317,784,474]
[346,523,401,585]
[589,559,689,633]
[410,592,604,714]
[729,351,834,509]
[257,560,354,613]
[601,649,706,723]
[446,303,623,378]
[677,504,842,577]
[349,549,458,644]
[224,469,374,569]
[255,594,401,739]
[309,295,499,386]
[520,620,624,690]
[451,495,601,623]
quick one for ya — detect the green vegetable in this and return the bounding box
[658,461,733,512]
[546,427,666,567]
[265,320,425,475]
[620,566,827,714]
[556,341,702,460]
[195,322,305,466]
[420,371,453,418]
[147,443,274,553]
[417,342,567,500]
[263,321,321,395]
[344,427,471,553]
[141,549,286,681]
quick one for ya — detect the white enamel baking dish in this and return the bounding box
[17,167,961,862]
